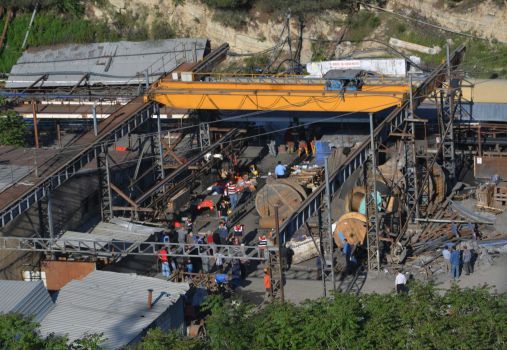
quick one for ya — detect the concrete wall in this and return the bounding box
[0,173,100,280]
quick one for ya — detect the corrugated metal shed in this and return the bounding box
[39,270,189,349]
[7,39,208,88]
[0,280,54,322]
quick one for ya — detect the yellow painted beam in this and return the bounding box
[146,81,409,113]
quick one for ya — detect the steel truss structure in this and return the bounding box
[0,101,155,228]
[277,45,466,244]
[0,236,276,261]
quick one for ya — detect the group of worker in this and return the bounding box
[268,138,317,158]
[442,244,475,280]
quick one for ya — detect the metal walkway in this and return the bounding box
[0,236,275,261]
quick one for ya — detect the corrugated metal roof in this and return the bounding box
[7,39,208,88]
[0,280,54,322]
[59,219,162,244]
[39,271,189,349]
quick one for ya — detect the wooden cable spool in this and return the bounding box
[333,212,367,248]
[431,163,446,203]
[255,180,306,228]
[344,180,392,214]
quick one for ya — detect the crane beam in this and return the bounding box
[146,81,409,113]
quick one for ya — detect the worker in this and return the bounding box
[217,200,229,221]
[226,180,239,210]
[310,138,317,156]
[263,268,272,301]
[395,270,407,294]
[233,224,244,239]
[343,238,352,274]
[442,245,451,273]
[249,164,259,177]
[275,161,287,178]
[450,246,461,280]
[258,233,268,253]
[158,247,170,278]
[268,139,277,157]
[463,245,473,275]
[451,221,459,238]
[186,259,194,273]
[218,222,229,245]
[287,140,295,154]
[297,140,309,157]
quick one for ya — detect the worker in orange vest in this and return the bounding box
[264,268,272,301]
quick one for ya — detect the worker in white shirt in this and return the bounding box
[395,271,407,294]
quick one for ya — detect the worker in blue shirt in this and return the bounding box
[450,246,461,280]
[275,161,287,178]
[343,238,352,274]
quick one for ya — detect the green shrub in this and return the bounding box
[0,111,27,147]
[212,9,248,29]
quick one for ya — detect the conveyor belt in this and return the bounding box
[278,45,466,241]
[0,44,231,229]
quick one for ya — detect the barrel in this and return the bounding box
[314,141,331,166]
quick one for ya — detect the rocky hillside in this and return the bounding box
[96,0,507,77]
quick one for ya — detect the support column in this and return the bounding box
[98,151,114,221]
[366,112,381,272]
[324,156,336,290]
[199,123,211,150]
[274,205,285,303]
[156,104,166,180]
[92,103,98,136]
[47,188,54,240]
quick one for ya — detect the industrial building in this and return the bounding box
[0,33,507,341]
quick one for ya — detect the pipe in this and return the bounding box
[147,289,153,310]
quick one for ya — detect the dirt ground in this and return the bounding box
[238,251,507,304]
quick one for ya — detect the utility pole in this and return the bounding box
[274,205,285,303]
[32,100,39,148]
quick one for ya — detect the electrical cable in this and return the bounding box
[360,2,487,40]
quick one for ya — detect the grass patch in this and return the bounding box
[381,13,507,78]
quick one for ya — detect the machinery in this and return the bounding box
[323,69,366,92]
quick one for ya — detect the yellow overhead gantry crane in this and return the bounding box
[145,72,410,113]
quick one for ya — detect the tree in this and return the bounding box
[136,328,205,350]
[0,111,27,147]
[0,313,67,349]
[168,284,507,350]
[0,313,106,350]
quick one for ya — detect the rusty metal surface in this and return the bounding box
[41,260,96,291]
[474,155,507,179]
